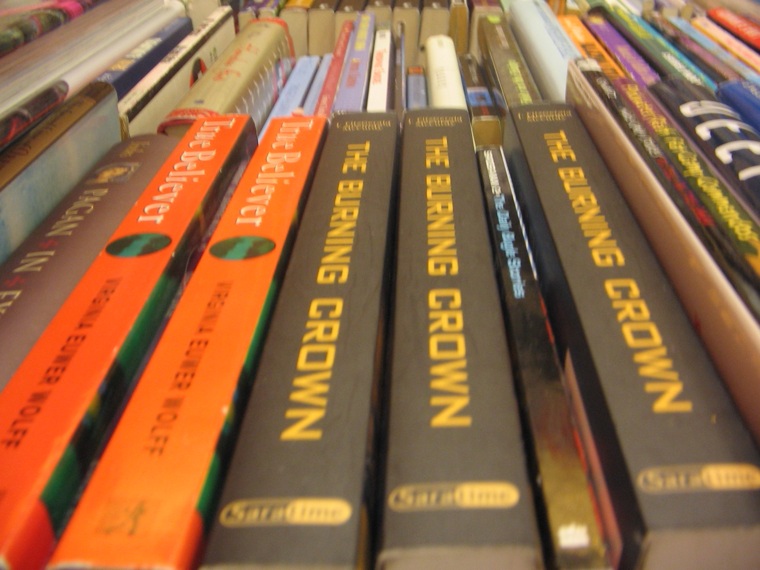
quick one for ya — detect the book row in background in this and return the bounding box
[1,0,760,568]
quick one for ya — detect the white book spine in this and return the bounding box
[366,27,394,112]
[424,34,467,109]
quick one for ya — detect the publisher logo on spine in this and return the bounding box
[209,236,276,260]
[106,233,172,257]
[388,481,519,512]
[219,497,352,527]
[638,463,760,493]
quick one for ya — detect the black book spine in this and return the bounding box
[477,145,609,570]
[201,112,399,569]
[378,109,541,569]
[511,102,760,570]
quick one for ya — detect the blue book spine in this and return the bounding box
[332,12,376,113]
[718,79,760,135]
[302,54,333,115]
[96,17,193,99]
[260,55,321,136]
[406,65,428,109]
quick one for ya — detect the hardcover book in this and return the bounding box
[118,6,236,137]
[159,19,294,137]
[0,134,178,393]
[49,116,327,570]
[477,144,608,570]
[0,81,121,266]
[378,108,541,570]
[201,112,399,569]
[0,115,255,570]
[510,102,760,570]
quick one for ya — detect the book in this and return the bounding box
[377,108,541,569]
[477,144,609,570]
[417,0,450,65]
[0,134,178,394]
[333,12,376,113]
[308,0,341,55]
[448,0,470,55]
[0,115,255,570]
[334,0,367,40]
[392,20,408,117]
[314,20,355,116]
[510,102,760,570]
[0,0,186,122]
[48,115,326,570]
[558,14,626,81]
[0,80,68,154]
[0,81,121,267]
[566,59,760,449]
[201,112,399,569]
[392,0,421,68]
[707,6,760,53]
[424,34,467,109]
[718,79,760,134]
[649,76,760,218]
[509,0,581,101]
[667,16,760,86]
[477,13,541,110]
[466,0,502,61]
[585,3,716,90]
[279,0,315,57]
[95,16,193,100]
[406,65,429,109]
[159,18,295,137]
[259,55,321,137]
[366,24,395,112]
[118,6,236,137]
[459,53,502,146]
[301,53,334,114]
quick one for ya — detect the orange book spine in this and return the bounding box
[558,15,626,81]
[0,115,254,570]
[49,116,327,570]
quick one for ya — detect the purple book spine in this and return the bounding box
[332,12,376,113]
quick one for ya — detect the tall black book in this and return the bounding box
[201,112,400,569]
[377,109,542,569]
[477,145,608,570]
[510,103,760,570]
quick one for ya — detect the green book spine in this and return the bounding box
[378,108,541,569]
[201,112,399,569]
[511,102,760,570]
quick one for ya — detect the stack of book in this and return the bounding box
[1,0,760,568]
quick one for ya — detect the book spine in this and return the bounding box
[590,4,716,90]
[49,116,327,570]
[0,134,178,393]
[667,16,760,85]
[509,0,576,101]
[314,20,355,117]
[459,53,502,146]
[302,53,333,114]
[717,79,760,134]
[117,6,236,135]
[378,108,541,569]
[260,55,321,136]
[159,19,295,136]
[649,76,760,218]
[333,12,376,113]
[201,112,398,569]
[366,24,394,112]
[0,80,68,154]
[0,81,121,266]
[0,115,255,569]
[448,0,470,55]
[584,13,662,87]
[96,16,193,100]
[477,144,609,570]
[425,34,468,109]
[511,102,760,570]
[406,65,429,109]
[614,77,760,311]
[707,7,760,53]
[690,16,760,79]
[393,21,408,119]
[558,14,626,81]
[466,0,503,61]
[477,14,541,108]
